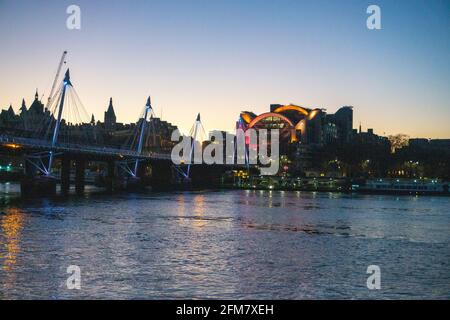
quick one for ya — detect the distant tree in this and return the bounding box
[388,134,409,153]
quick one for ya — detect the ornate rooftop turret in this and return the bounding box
[7,104,15,115]
[29,89,44,114]
[20,99,27,113]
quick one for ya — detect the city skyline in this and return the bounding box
[1,0,449,138]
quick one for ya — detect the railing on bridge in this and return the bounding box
[0,134,172,160]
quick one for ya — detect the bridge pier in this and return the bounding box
[20,155,56,196]
[106,160,115,191]
[24,157,35,178]
[113,160,148,191]
[61,157,71,194]
[75,159,85,194]
[127,161,150,191]
[136,161,147,178]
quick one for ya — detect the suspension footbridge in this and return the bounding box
[0,64,230,195]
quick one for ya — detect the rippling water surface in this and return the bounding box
[0,183,449,299]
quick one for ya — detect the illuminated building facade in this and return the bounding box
[237,104,355,174]
[238,104,354,147]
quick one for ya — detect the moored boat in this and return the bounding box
[353,179,448,195]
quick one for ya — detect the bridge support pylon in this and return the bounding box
[75,159,85,194]
[105,160,115,192]
[61,157,71,194]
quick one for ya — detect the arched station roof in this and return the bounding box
[247,112,295,128]
[273,104,309,116]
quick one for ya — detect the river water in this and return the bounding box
[0,182,449,299]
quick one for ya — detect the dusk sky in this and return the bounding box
[0,0,449,137]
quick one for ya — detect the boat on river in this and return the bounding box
[353,179,448,195]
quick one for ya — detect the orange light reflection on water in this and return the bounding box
[1,207,27,295]
[175,193,207,229]
[1,208,26,271]
[192,194,206,229]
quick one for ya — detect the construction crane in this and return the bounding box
[46,50,68,108]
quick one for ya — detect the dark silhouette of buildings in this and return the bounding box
[237,103,401,177]
[329,106,353,143]
[0,91,177,152]
[2,94,448,179]
[104,97,116,131]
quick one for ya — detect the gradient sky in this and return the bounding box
[0,0,449,137]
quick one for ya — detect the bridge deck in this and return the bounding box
[0,134,172,160]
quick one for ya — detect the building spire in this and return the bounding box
[104,97,116,130]
[35,89,39,100]
[7,104,15,115]
[20,99,27,113]
[107,97,114,112]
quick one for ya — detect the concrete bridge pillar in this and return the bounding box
[136,161,148,178]
[21,155,56,196]
[24,157,35,178]
[137,160,152,188]
[61,157,71,194]
[75,159,85,194]
[106,160,115,191]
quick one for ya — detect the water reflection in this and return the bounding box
[174,193,208,228]
[0,184,449,299]
[0,207,27,294]
[176,194,186,217]
[1,208,26,271]
[192,194,206,228]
